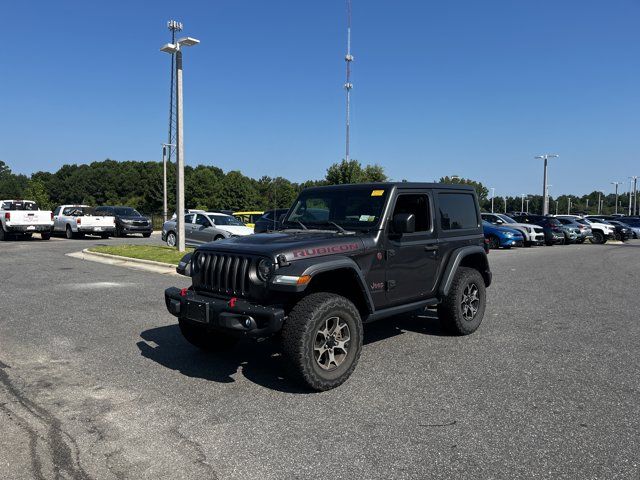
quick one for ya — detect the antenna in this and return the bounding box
[344,0,354,162]
[167,20,183,165]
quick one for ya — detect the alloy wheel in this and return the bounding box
[314,316,351,371]
[167,233,176,247]
[460,283,480,321]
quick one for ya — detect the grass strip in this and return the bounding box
[88,245,193,266]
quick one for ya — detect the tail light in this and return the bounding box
[50,212,54,221]
[76,218,81,225]
[4,212,9,221]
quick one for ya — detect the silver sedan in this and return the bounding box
[162,212,253,247]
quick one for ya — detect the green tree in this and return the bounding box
[326,159,387,184]
[23,179,51,209]
[438,176,489,202]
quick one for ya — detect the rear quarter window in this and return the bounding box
[438,193,478,230]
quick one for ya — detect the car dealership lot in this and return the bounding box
[1,238,639,479]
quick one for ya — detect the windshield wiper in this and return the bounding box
[287,220,307,230]
[325,221,347,234]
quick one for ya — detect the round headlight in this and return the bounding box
[256,258,274,282]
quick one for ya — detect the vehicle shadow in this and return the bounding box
[137,311,448,393]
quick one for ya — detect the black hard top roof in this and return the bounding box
[303,182,476,192]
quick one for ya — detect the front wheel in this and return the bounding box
[437,267,486,335]
[143,232,151,238]
[179,319,239,351]
[282,293,363,391]
[0,227,6,241]
[166,232,177,247]
[487,235,500,250]
[590,231,605,244]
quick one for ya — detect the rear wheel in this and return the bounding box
[438,267,486,335]
[65,225,74,239]
[282,293,363,391]
[487,235,500,250]
[0,227,6,241]
[41,232,51,240]
[179,319,239,351]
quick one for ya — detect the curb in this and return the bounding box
[66,249,179,276]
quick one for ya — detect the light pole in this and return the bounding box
[567,197,571,215]
[586,198,589,214]
[521,194,525,213]
[525,198,530,214]
[545,185,552,215]
[503,197,507,213]
[161,36,200,252]
[161,143,175,223]
[490,187,495,213]
[535,154,559,215]
[611,182,621,215]
[629,175,638,215]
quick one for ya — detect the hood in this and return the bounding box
[118,215,148,221]
[217,225,254,236]
[198,230,365,261]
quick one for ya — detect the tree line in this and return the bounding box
[0,159,627,216]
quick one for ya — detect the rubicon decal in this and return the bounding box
[292,243,360,258]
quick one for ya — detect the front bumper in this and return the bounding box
[119,224,152,234]
[164,287,285,338]
[500,237,524,247]
[4,224,52,233]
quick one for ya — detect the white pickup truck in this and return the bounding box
[53,205,116,239]
[0,200,53,241]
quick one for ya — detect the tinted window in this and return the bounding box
[184,214,194,224]
[63,206,94,216]
[194,214,209,226]
[392,194,431,232]
[438,193,478,230]
[53,206,61,216]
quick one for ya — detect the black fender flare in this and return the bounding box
[299,257,375,314]
[438,245,491,297]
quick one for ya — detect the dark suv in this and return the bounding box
[94,206,152,237]
[165,183,492,390]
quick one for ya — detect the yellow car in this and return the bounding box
[233,211,264,229]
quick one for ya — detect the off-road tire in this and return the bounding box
[590,230,605,244]
[281,293,363,391]
[438,267,486,336]
[178,319,239,352]
[487,235,500,250]
[41,232,51,240]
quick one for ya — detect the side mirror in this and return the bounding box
[176,253,193,276]
[393,213,415,234]
[496,219,504,224]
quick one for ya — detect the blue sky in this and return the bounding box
[1,0,639,197]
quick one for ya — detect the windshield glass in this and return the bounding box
[286,187,388,231]
[209,215,245,226]
[496,214,516,224]
[114,207,141,216]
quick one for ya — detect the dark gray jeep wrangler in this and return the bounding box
[165,183,491,390]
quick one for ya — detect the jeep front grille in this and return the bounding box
[192,252,253,297]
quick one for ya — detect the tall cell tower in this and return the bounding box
[166,19,183,164]
[344,0,354,162]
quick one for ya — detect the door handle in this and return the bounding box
[424,245,439,252]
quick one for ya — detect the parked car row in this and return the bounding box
[0,199,153,241]
[481,211,636,249]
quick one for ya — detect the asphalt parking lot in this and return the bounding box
[1,236,639,479]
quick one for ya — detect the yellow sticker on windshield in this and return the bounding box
[371,190,384,197]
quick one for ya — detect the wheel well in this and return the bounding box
[303,268,371,317]
[459,253,490,286]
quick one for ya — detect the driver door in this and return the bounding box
[191,214,214,244]
[385,192,439,305]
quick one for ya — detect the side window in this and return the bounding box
[262,212,273,220]
[438,193,478,230]
[53,206,61,216]
[392,194,431,232]
[195,214,209,226]
[63,207,74,215]
[184,214,194,224]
